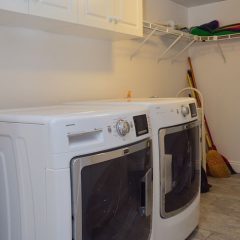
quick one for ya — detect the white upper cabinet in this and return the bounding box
[0,0,28,13]
[0,0,142,38]
[114,0,143,36]
[29,0,78,23]
[78,0,115,31]
[79,0,143,36]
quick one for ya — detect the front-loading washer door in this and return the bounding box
[71,139,152,240]
[159,121,200,218]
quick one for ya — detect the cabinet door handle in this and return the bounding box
[108,16,120,24]
[108,16,114,23]
[113,17,120,24]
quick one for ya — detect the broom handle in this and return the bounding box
[187,73,213,149]
[188,71,202,107]
[188,57,216,150]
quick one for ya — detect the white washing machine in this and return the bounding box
[66,98,201,240]
[0,104,153,240]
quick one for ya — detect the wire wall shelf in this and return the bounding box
[130,21,240,62]
[143,22,194,40]
[198,33,240,42]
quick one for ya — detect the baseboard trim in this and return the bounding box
[229,161,240,174]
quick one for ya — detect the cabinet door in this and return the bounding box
[78,0,114,31]
[115,0,143,36]
[0,0,28,13]
[29,0,78,23]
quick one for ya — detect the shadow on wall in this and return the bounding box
[0,25,187,109]
[0,26,113,72]
[190,39,240,60]
[114,33,190,63]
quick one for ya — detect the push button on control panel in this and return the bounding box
[107,126,112,133]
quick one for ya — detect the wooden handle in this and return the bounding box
[187,57,216,149]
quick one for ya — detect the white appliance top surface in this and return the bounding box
[171,0,226,7]
[108,97,193,104]
[67,97,195,106]
[0,104,148,124]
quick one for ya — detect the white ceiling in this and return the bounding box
[171,0,226,7]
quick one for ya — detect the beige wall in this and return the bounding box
[188,0,240,171]
[0,0,188,109]
[144,0,188,25]
[189,0,240,26]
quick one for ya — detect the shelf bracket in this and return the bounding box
[217,42,226,63]
[130,27,158,60]
[171,39,196,62]
[157,34,183,62]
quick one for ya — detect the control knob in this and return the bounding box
[116,120,130,136]
[181,105,190,117]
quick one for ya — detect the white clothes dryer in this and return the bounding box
[66,98,201,240]
[0,104,153,240]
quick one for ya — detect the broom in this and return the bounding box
[187,57,236,175]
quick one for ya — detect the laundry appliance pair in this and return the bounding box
[0,97,201,240]
[67,97,201,240]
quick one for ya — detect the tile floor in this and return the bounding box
[187,175,240,240]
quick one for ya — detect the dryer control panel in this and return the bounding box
[180,102,197,118]
[153,99,198,129]
[189,102,197,117]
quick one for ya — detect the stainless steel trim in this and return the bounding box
[71,139,150,169]
[71,138,151,240]
[163,120,199,136]
[140,168,153,217]
[159,120,200,219]
[164,154,172,194]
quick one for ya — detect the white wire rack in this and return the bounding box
[130,21,196,61]
[130,21,240,62]
[143,21,194,40]
[198,32,240,42]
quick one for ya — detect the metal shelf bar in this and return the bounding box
[171,39,196,61]
[217,42,226,63]
[130,26,158,60]
[157,35,183,62]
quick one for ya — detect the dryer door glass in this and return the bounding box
[71,139,152,240]
[159,121,200,218]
